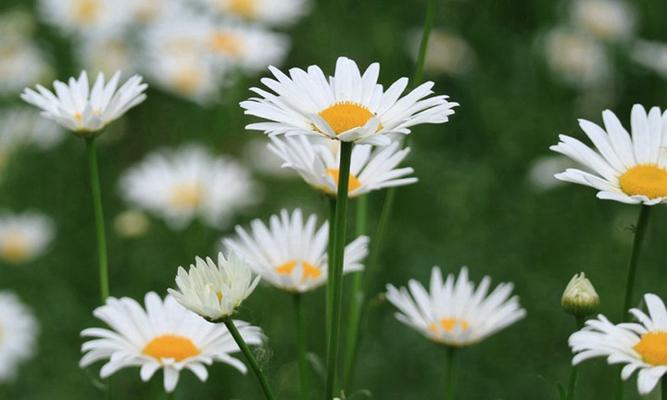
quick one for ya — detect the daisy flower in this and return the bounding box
[77,36,136,77]
[0,107,65,151]
[169,252,260,321]
[0,291,39,382]
[222,208,369,293]
[631,40,667,80]
[241,56,458,146]
[21,70,148,136]
[119,145,259,230]
[203,0,309,26]
[80,292,263,393]
[0,36,52,96]
[386,266,526,347]
[0,212,54,265]
[571,0,635,42]
[550,105,667,205]
[38,0,135,37]
[569,293,667,395]
[269,135,417,197]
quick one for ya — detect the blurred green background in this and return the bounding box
[2,0,667,399]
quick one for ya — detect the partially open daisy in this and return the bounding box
[268,136,418,197]
[241,56,458,146]
[569,293,667,395]
[0,212,54,265]
[21,70,147,136]
[551,105,667,205]
[223,208,369,293]
[203,0,309,27]
[0,291,38,382]
[386,267,526,347]
[81,292,263,393]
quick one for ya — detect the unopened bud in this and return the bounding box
[561,272,600,317]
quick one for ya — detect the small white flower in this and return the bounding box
[0,291,39,382]
[570,293,667,395]
[386,266,526,347]
[571,0,635,42]
[223,209,369,293]
[168,252,261,321]
[631,40,667,80]
[21,70,148,135]
[241,56,458,146]
[38,0,135,37]
[268,135,418,197]
[0,212,54,265]
[0,107,65,152]
[551,104,667,205]
[561,273,600,317]
[526,155,574,191]
[80,292,263,393]
[407,29,475,76]
[202,0,310,26]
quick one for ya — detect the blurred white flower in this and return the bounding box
[0,212,54,265]
[119,145,260,230]
[77,36,136,76]
[81,292,263,392]
[407,29,475,76]
[202,0,310,26]
[0,291,39,382]
[0,37,52,96]
[571,0,635,42]
[169,252,261,321]
[527,155,574,191]
[242,139,296,178]
[0,107,65,152]
[631,40,667,80]
[38,0,135,37]
[113,209,150,238]
[0,9,36,39]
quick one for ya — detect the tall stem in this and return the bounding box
[662,377,666,400]
[445,347,457,400]
[566,317,585,400]
[413,0,437,85]
[86,138,110,302]
[325,141,353,400]
[326,198,337,347]
[294,294,309,400]
[223,318,275,400]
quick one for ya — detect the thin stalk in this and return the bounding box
[86,138,110,302]
[325,141,353,400]
[294,294,309,400]
[326,198,336,346]
[566,317,586,400]
[413,0,437,85]
[223,318,275,400]
[445,347,457,400]
[662,377,666,400]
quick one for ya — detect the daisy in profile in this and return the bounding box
[81,292,263,393]
[38,0,134,37]
[569,293,667,395]
[551,105,667,205]
[223,208,369,293]
[268,135,417,197]
[241,56,458,145]
[0,291,39,382]
[203,0,309,26]
[119,145,260,230]
[0,212,54,265]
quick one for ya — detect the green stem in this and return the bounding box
[413,0,437,85]
[223,318,275,400]
[294,294,309,400]
[326,197,337,347]
[445,347,456,400]
[566,317,586,400]
[325,141,353,400]
[662,377,666,400]
[86,138,110,302]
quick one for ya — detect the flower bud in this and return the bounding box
[561,272,600,317]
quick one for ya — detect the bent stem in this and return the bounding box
[223,318,275,400]
[566,317,585,400]
[85,138,110,302]
[445,346,457,400]
[294,294,309,400]
[325,141,353,400]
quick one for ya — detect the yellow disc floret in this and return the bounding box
[143,334,200,362]
[634,332,667,366]
[619,165,667,199]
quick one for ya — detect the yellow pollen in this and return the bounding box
[634,332,667,366]
[143,334,200,362]
[428,318,470,334]
[228,0,257,18]
[619,164,667,199]
[211,33,242,56]
[169,182,203,210]
[318,102,375,135]
[0,232,29,264]
[275,260,322,282]
[216,291,224,302]
[73,0,100,24]
[327,168,362,193]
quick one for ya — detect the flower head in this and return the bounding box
[562,273,600,317]
[203,0,310,27]
[0,212,54,265]
[571,0,635,42]
[0,291,39,382]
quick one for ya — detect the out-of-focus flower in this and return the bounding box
[80,292,263,392]
[269,135,417,197]
[242,56,458,146]
[21,71,147,135]
[631,40,667,80]
[551,105,667,205]
[38,0,135,37]
[168,253,260,321]
[0,291,39,382]
[0,107,65,152]
[0,35,52,96]
[386,266,526,347]
[0,212,54,265]
[562,273,600,317]
[223,209,369,293]
[569,293,667,395]
[242,139,296,178]
[113,210,150,238]
[571,0,635,42]
[119,145,260,230]
[527,155,574,191]
[407,29,475,76]
[77,36,136,76]
[202,0,310,27]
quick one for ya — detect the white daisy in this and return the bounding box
[119,145,259,230]
[203,0,309,26]
[21,70,148,135]
[0,36,52,96]
[569,293,667,395]
[0,212,54,265]
[241,56,458,146]
[550,105,667,205]
[0,291,39,382]
[268,135,418,197]
[0,107,65,152]
[80,292,263,393]
[76,36,136,77]
[386,266,526,347]
[168,252,261,321]
[571,0,635,42]
[631,40,667,80]
[222,208,369,293]
[38,0,135,37]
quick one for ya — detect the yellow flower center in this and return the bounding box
[326,168,362,194]
[0,232,29,264]
[634,332,667,366]
[228,0,257,18]
[619,164,667,199]
[169,182,203,210]
[275,260,322,282]
[174,67,203,94]
[143,334,200,362]
[211,33,242,56]
[318,102,375,135]
[429,318,470,334]
[73,0,100,24]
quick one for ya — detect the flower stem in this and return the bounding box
[413,0,437,85]
[85,138,110,302]
[566,317,586,400]
[445,347,457,400]
[662,377,666,400]
[325,141,353,400]
[294,294,309,400]
[326,197,336,346]
[223,318,275,400]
